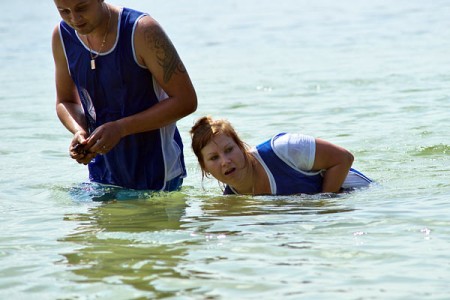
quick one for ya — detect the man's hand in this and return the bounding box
[84,121,123,155]
[69,131,97,165]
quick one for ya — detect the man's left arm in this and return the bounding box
[86,15,197,153]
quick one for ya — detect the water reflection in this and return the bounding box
[171,194,358,298]
[59,192,192,298]
[68,182,172,202]
[198,193,354,218]
[58,187,357,298]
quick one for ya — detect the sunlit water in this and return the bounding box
[1,0,449,299]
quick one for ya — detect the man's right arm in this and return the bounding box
[51,25,87,137]
[52,26,96,164]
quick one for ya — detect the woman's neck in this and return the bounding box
[233,157,269,195]
[234,161,255,195]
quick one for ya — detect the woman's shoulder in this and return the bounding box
[268,133,316,171]
[272,132,315,148]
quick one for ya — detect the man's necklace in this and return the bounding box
[86,5,111,70]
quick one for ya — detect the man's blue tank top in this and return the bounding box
[224,133,323,195]
[59,8,186,190]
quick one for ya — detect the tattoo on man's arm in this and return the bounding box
[145,26,186,83]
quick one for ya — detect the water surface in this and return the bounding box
[0,0,449,299]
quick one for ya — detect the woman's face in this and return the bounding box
[201,133,247,186]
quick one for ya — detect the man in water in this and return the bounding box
[51,0,197,190]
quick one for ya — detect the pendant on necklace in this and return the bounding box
[91,59,96,70]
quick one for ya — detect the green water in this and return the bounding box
[0,0,449,299]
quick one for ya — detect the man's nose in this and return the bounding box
[71,11,82,23]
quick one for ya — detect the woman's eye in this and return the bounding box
[225,146,233,153]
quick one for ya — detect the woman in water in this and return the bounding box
[190,116,372,195]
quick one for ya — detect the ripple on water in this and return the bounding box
[411,144,450,156]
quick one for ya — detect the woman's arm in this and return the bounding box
[312,138,354,193]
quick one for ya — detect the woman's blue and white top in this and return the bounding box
[224,133,372,195]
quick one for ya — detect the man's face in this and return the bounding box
[54,0,103,35]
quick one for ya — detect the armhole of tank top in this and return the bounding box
[132,13,149,69]
[252,150,276,194]
[58,24,71,77]
[270,134,295,169]
[271,134,321,176]
[271,134,298,170]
